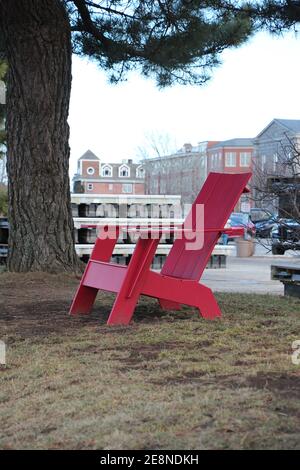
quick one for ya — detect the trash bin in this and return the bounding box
[236,238,254,257]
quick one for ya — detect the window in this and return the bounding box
[136,166,144,178]
[87,166,95,175]
[101,164,112,177]
[198,143,207,153]
[240,152,251,167]
[225,152,236,167]
[87,183,93,191]
[160,180,166,193]
[119,164,130,177]
[122,183,132,193]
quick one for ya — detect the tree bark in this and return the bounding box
[0,0,80,272]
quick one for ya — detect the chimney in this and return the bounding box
[183,143,192,153]
[128,159,133,164]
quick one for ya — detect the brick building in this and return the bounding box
[144,142,217,204]
[207,138,253,174]
[207,138,253,211]
[144,139,253,205]
[73,150,145,195]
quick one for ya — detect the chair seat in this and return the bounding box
[83,260,127,293]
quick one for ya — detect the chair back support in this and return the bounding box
[161,172,251,280]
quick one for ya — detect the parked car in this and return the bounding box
[271,218,300,255]
[221,212,256,244]
[230,212,256,239]
[250,208,277,238]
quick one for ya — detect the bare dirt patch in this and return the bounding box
[246,372,300,398]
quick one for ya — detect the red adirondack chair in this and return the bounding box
[70,172,251,325]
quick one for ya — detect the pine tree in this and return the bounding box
[0,0,297,272]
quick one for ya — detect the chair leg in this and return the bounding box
[158,284,220,319]
[142,271,221,320]
[70,233,119,316]
[107,293,140,326]
[158,299,181,311]
[196,283,222,320]
[69,284,98,315]
[107,238,160,325]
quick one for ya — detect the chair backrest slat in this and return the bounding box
[161,172,251,280]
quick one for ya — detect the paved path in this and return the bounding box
[203,241,300,294]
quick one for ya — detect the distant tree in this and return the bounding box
[73,180,85,194]
[251,135,300,252]
[137,131,178,160]
[252,135,300,219]
[0,0,298,272]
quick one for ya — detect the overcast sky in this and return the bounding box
[68,30,300,177]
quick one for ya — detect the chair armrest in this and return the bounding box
[222,227,244,238]
[80,223,244,238]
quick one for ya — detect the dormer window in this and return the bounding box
[136,166,145,178]
[119,164,130,177]
[101,164,112,177]
[87,167,95,175]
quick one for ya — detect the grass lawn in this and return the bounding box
[0,272,300,450]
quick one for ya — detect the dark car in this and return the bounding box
[271,218,300,255]
[250,208,277,238]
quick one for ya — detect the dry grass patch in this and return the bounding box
[0,272,299,449]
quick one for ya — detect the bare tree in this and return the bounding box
[252,135,300,216]
[251,135,300,253]
[136,131,178,160]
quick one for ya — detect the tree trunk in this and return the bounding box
[0,0,79,272]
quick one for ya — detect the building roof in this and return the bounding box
[73,159,145,181]
[256,119,300,138]
[79,150,100,161]
[106,162,141,169]
[209,138,253,150]
[274,119,300,133]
